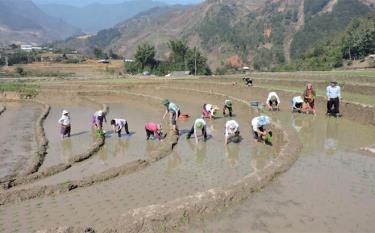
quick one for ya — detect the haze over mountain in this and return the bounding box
[37,0,168,33]
[0,0,80,45]
[55,0,375,70]
[33,0,203,7]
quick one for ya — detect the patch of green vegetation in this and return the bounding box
[291,0,371,59]
[0,83,39,96]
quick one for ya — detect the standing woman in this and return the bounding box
[58,110,71,139]
[162,99,180,131]
[303,83,317,115]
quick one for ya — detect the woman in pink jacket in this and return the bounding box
[145,122,163,140]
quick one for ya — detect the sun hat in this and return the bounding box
[196,121,204,129]
[161,98,169,105]
[258,115,270,126]
[62,110,69,115]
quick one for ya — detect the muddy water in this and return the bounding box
[184,113,375,233]
[16,98,163,188]
[40,106,97,169]
[0,102,40,179]
[0,89,279,232]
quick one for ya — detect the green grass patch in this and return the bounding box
[0,83,39,96]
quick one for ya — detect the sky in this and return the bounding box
[33,0,204,7]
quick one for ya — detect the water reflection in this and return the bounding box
[324,118,339,155]
[61,138,72,163]
[187,140,207,165]
[165,150,182,175]
[225,144,240,167]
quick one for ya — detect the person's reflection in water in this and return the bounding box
[225,144,240,167]
[187,139,207,165]
[291,115,303,133]
[324,118,339,156]
[114,137,129,157]
[165,150,182,175]
[61,138,73,163]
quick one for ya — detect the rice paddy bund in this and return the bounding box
[0,68,374,233]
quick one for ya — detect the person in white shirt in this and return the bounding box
[251,115,271,143]
[266,92,280,111]
[224,120,240,145]
[110,118,130,137]
[326,81,342,117]
[92,110,107,130]
[202,104,218,119]
[186,118,208,144]
[58,110,71,138]
[291,96,304,113]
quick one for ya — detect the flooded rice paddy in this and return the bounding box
[0,102,40,179]
[0,79,374,233]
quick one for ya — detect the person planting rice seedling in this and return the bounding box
[145,122,163,140]
[58,110,71,139]
[110,118,130,137]
[224,120,240,145]
[303,83,317,115]
[266,91,281,111]
[162,98,180,131]
[202,103,219,119]
[243,76,253,86]
[92,110,107,130]
[326,80,342,117]
[291,96,304,113]
[187,118,208,144]
[223,99,233,117]
[251,115,272,144]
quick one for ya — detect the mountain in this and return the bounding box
[37,0,168,33]
[33,0,203,7]
[0,0,80,46]
[54,0,375,70]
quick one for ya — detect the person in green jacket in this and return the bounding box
[303,83,317,115]
[223,99,233,117]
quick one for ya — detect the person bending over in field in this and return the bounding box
[187,118,208,144]
[251,115,272,144]
[223,99,233,117]
[291,96,304,113]
[202,103,219,119]
[110,118,130,137]
[224,120,240,145]
[162,99,180,131]
[266,91,280,111]
[145,122,163,140]
[92,110,107,130]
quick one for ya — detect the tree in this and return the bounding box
[134,43,156,71]
[93,48,108,59]
[341,15,375,60]
[168,39,189,70]
[185,47,211,75]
